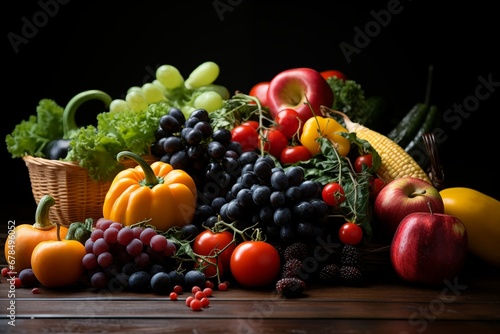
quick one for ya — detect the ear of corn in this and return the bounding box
[321,106,431,184]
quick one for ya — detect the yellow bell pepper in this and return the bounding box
[439,187,500,266]
[103,151,197,231]
[300,116,350,157]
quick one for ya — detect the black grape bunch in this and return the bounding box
[150,107,245,226]
[203,153,333,244]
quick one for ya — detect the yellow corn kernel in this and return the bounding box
[321,106,431,184]
[354,126,431,184]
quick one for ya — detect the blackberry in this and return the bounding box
[339,266,363,285]
[341,244,360,267]
[276,277,306,298]
[284,242,309,262]
[281,258,304,279]
[319,263,340,284]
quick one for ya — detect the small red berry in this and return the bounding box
[194,291,206,300]
[218,282,228,291]
[173,285,183,294]
[203,287,213,297]
[205,280,215,289]
[31,288,41,294]
[169,292,178,301]
[185,296,195,307]
[190,298,203,311]
[1,267,10,277]
[14,277,22,288]
[201,297,210,307]
[191,286,201,294]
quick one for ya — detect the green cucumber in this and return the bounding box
[405,104,439,154]
[387,102,429,148]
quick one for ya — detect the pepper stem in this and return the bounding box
[33,195,57,230]
[116,151,159,187]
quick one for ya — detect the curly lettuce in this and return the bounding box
[5,99,64,158]
[65,101,172,182]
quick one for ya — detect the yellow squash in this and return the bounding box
[439,187,500,266]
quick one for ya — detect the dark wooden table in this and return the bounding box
[1,246,499,334]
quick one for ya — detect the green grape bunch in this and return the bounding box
[109,61,230,118]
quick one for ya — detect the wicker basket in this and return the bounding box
[23,155,158,226]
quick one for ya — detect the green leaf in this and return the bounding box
[5,99,64,158]
[284,134,380,243]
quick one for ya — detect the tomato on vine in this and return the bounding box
[231,124,259,152]
[339,222,363,246]
[274,108,301,139]
[241,120,259,130]
[354,153,373,173]
[194,256,224,279]
[192,229,236,274]
[280,145,312,164]
[322,182,346,207]
[260,128,288,159]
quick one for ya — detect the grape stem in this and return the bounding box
[214,218,262,242]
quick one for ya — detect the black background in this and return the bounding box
[3,0,499,225]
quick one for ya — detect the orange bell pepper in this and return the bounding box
[103,151,197,231]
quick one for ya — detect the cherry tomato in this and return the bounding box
[230,241,281,287]
[280,145,312,164]
[241,120,259,130]
[339,222,363,246]
[195,256,224,279]
[354,153,373,173]
[369,177,386,201]
[260,128,289,159]
[322,182,346,207]
[274,108,301,139]
[249,82,270,106]
[320,70,347,81]
[231,124,259,152]
[192,230,236,274]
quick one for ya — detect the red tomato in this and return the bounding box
[354,153,373,173]
[249,82,270,106]
[280,145,312,164]
[339,222,363,246]
[230,241,281,287]
[369,177,386,201]
[192,230,236,274]
[241,120,259,130]
[195,256,224,278]
[231,124,259,152]
[260,128,289,159]
[322,182,346,207]
[274,108,301,139]
[320,70,347,81]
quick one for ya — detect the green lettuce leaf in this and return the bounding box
[5,99,64,158]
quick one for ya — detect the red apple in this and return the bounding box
[374,177,445,239]
[266,68,334,123]
[390,206,468,285]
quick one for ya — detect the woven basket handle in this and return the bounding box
[422,132,445,190]
[63,90,112,139]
